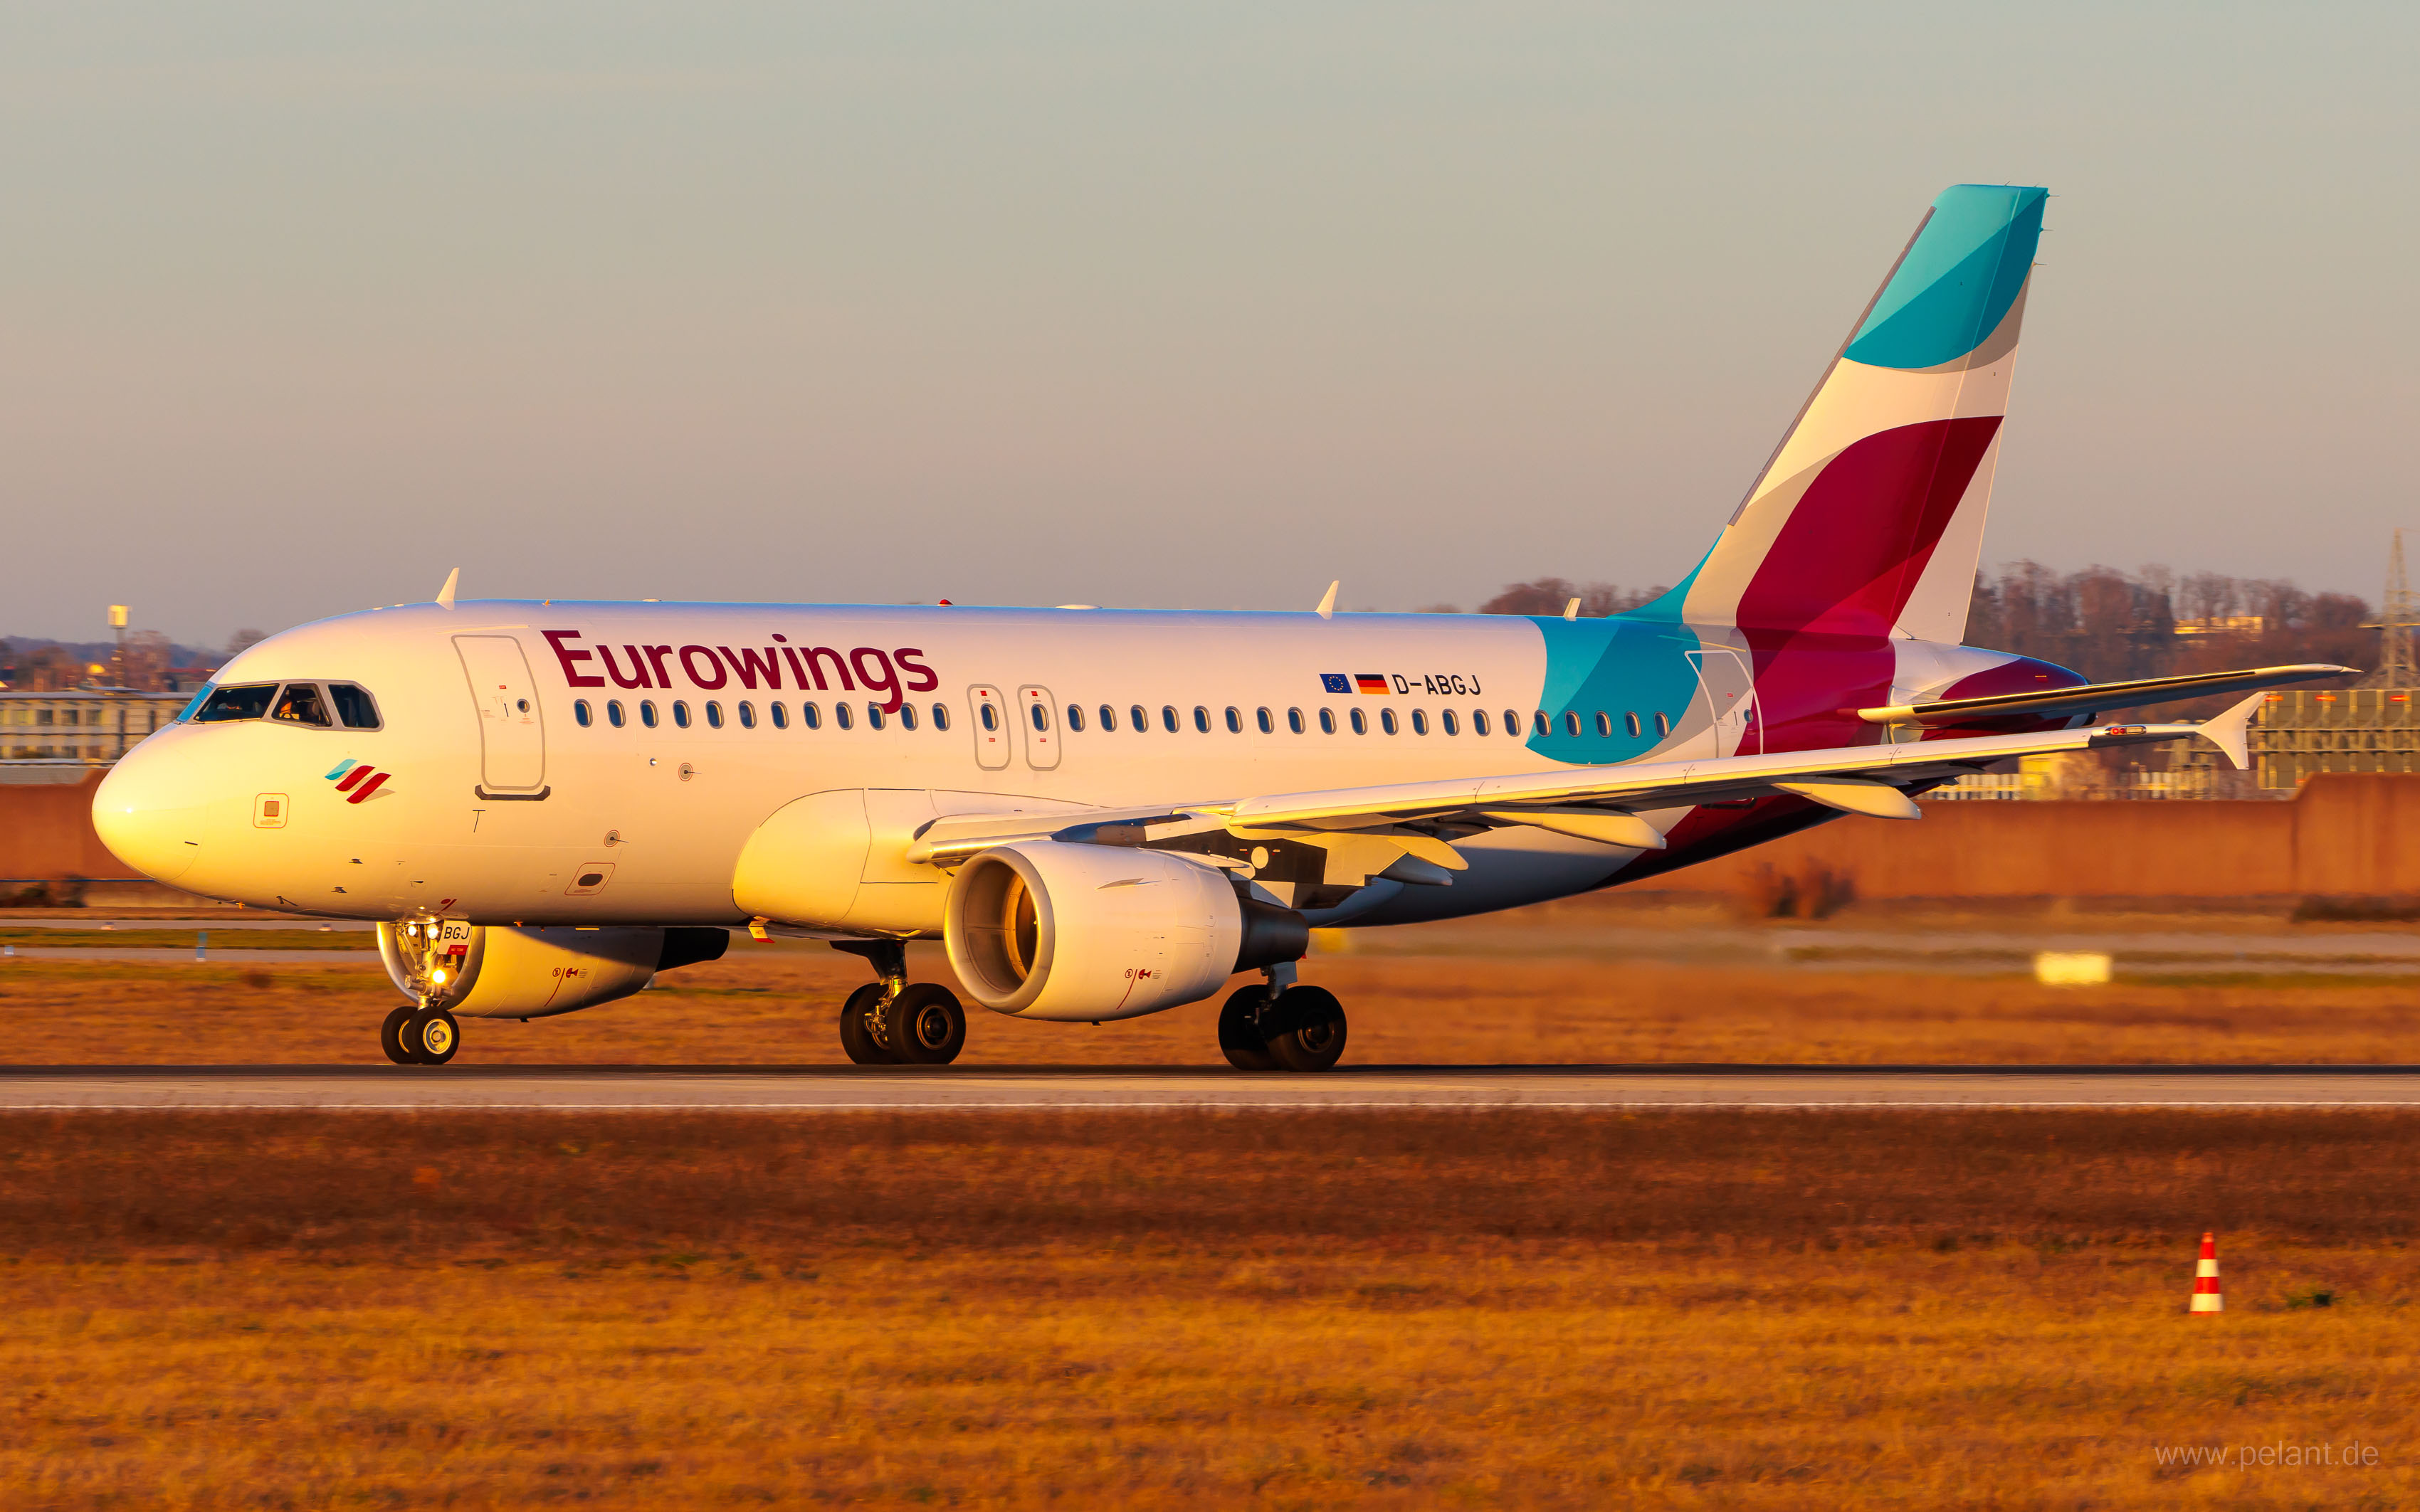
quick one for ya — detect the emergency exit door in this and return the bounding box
[455,635,548,795]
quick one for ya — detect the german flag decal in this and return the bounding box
[1354,674,1389,695]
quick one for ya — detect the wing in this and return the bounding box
[906,696,2264,879]
[1860,663,2352,726]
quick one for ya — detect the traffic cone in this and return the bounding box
[2191,1232,2224,1314]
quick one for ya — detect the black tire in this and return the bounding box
[1266,985,1347,1072]
[838,983,895,1065]
[890,983,967,1066]
[1218,986,1277,1072]
[380,1005,418,1065]
[409,1009,460,1065]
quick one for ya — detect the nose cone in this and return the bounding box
[93,739,209,883]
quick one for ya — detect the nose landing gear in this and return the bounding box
[833,940,966,1066]
[380,1003,461,1065]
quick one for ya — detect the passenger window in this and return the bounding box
[705,702,725,729]
[1256,707,1273,734]
[1442,709,1459,736]
[1350,708,1367,735]
[1473,709,1490,736]
[1625,712,1641,737]
[1505,709,1521,736]
[269,683,332,727]
[574,699,594,728]
[1161,705,1178,733]
[1193,706,1209,734]
[737,701,755,729]
[328,683,382,729]
[1068,704,1085,733]
[607,700,626,728]
[1099,704,1116,732]
[1654,712,1671,736]
[1225,707,1241,734]
[931,703,949,731]
[900,703,919,731]
[1030,702,1049,732]
[1564,711,1580,737]
[673,701,692,729]
[868,703,886,730]
[1130,704,1147,732]
[1381,709,1399,736]
[192,684,275,723]
[769,702,789,729]
[1318,708,1336,734]
[803,702,822,729]
[1411,709,1429,735]
[1288,707,1305,734]
[641,700,659,728]
[836,702,855,730]
[1594,712,1611,737]
[979,703,999,732]
[1532,711,1549,738]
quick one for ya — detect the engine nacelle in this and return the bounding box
[943,841,1307,1022]
[377,921,728,1020]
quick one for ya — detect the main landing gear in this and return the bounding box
[833,941,966,1066]
[381,1004,460,1065]
[1219,961,1347,1073]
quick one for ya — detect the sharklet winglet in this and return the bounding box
[436,568,459,610]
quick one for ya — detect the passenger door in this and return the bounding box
[455,635,547,794]
[1016,685,1061,771]
[967,684,1009,771]
[1685,647,1761,758]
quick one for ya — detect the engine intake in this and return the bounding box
[944,841,1307,1022]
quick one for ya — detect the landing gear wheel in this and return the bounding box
[890,984,967,1065]
[1218,987,1278,1072]
[406,1008,460,1065]
[380,1005,417,1065]
[838,983,897,1065]
[1265,985,1347,1073]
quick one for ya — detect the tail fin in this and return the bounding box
[1671,184,2046,643]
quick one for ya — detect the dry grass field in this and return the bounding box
[6,1109,2419,1508]
[4,946,2420,1065]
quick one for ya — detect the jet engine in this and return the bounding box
[377,921,728,1020]
[943,841,1307,1022]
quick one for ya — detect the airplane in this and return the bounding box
[93,184,2350,1072]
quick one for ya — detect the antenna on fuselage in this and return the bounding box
[1562,598,1581,620]
[1315,581,1338,620]
[435,568,459,610]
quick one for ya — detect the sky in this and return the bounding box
[3,2,2415,646]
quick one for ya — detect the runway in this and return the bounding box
[9,1065,2420,1110]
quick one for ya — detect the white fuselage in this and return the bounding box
[93,599,2011,931]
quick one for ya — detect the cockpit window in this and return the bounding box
[182,680,380,729]
[191,683,278,723]
[327,683,381,729]
[270,684,332,727]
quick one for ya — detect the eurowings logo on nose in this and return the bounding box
[325,759,393,803]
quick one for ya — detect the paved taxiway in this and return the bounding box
[7,1066,2420,1110]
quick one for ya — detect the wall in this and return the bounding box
[0,771,127,881]
[1672,773,2420,899]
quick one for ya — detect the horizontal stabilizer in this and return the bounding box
[1858,664,2356,726]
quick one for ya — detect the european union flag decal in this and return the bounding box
[1320,673,1350,694]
